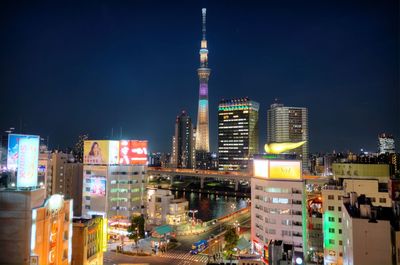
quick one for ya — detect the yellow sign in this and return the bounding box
[253,159,302,180]
[269,160,301,180]
[84,140,119,165]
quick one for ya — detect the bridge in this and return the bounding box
[147,167,252,191]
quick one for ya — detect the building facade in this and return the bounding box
[218,98,259,171]
[51,152,83,216]
[0,189,73,265]
[72,216,106,265]
[267,102,309,171]
[322,179,391,265]
[342,194,392,265]
[378,133,395,154]
[251,158,306,265]
[171,111,195,169]
[147,189,189,225]
[82,164,146,219]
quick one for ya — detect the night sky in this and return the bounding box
[0,1,398,153]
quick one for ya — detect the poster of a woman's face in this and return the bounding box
[87,141,104,164]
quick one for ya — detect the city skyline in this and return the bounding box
[0,1,398,153]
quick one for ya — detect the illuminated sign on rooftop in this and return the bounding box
[254,159,302,180]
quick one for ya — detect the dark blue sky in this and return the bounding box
[0,0,398,153]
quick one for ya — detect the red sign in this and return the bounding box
[119,140,148,165]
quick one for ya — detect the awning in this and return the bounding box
[154,225,173,236]
[236,237,251,251]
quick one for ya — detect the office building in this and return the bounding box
[267,102,309,170]
[51,152,83,216]
[195,8,211,153]
[0,189,73,265]
[72,216,106,265]
[378,133,395,154]
[342,193,392,265]
[218,97,259,171]
[82,140,147,223]
[171,111,195,169]
[251,157,306,265]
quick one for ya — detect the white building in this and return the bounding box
[342,193,392,265]
[147,189,188,225]
[251,158,306,265]
[322,179,391,265]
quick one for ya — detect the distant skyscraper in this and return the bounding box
[218,98,259,171]
[171,111,195,169]
[378,133,395,154]
[195,8,211,153]
[267,102,309,170]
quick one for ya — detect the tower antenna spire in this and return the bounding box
[202,8,207,40]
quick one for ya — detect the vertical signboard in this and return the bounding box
[7,134,40,188]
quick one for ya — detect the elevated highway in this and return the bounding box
[147,167,252,191]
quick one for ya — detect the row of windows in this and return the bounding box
[328,216,342,223]
[327,194,386,204]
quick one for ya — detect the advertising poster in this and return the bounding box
[16,136,40,188]
[119,140,148,165]
[83,140,119,165]
[7,134,39,171]
[269,160,301,180]
[88,176,106,196]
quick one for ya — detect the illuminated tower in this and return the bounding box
[195,8,211,152]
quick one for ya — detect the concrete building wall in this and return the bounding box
[343,209,391,265]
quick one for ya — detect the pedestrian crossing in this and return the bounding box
[159,250,209,264]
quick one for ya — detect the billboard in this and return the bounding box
[16,136,40,188]
[83,141,119,165]
[253,159,302,180]
[7,134,39,171]
[88,176,106,196]
[119,140,148,165]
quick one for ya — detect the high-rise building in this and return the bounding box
[195,8,211,153]
[378,133,395,154]
[82,140,147,223]
[218,98,259,171]
[51,152,83,216]
[251,157,306,265]
[171,111,195,169]
[0,189,73,265]
[267,102,309,170]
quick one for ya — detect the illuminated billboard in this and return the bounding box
[7,134,39,171]
[253,159,302,180]
[88,176,106,196]
[119,140,148,165]
[16,136,40,188]
[83,140,119,165]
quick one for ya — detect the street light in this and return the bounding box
[188,209,198,223]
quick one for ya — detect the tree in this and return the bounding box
[223,226,239,258]
[127,214,145,246]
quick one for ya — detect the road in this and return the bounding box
[104,250,206,265]
[175,212,251,251]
